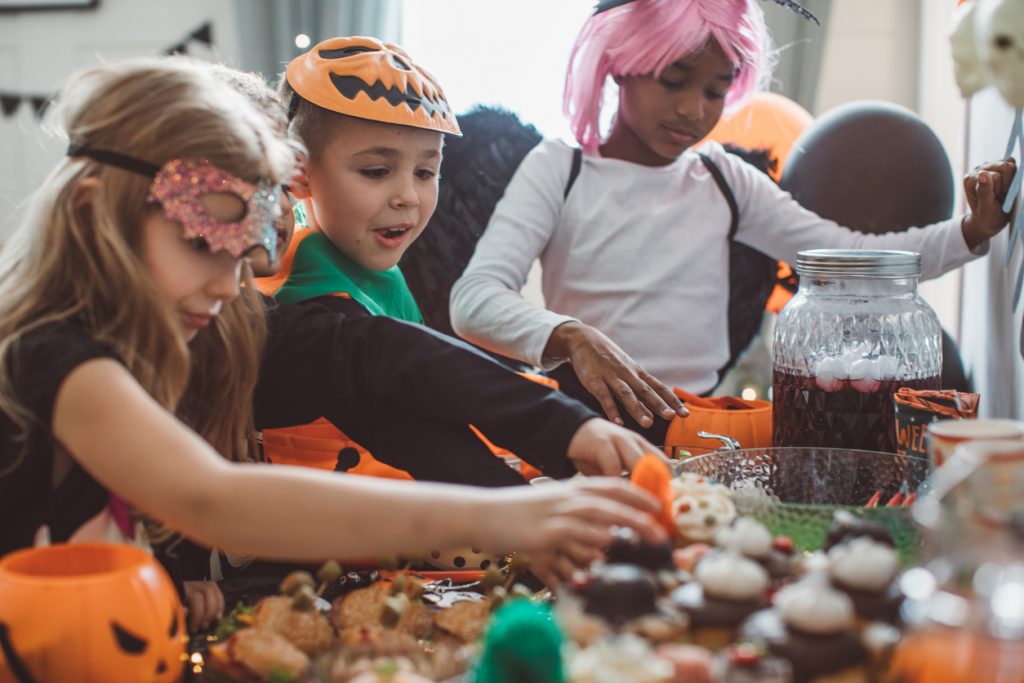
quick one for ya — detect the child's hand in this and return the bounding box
[528,548,589,588]
[481,478,667,578]
[183,579,225,632]
[545,321,688,427]
[567,417,667,476]
[962,157,1017,250]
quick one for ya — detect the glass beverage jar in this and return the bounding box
[772,250,942,452]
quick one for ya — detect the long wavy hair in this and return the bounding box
[564,0,774,153]
[0,58,297,487]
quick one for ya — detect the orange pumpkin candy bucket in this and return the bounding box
[665,389,772,456]
[0,543,185,683]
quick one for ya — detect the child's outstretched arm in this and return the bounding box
[450,142,688,428]
[53,358,664,562]
[961,158,1017,250]
[257,301,663,478]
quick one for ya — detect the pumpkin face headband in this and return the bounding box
[286,36,462,136]
[68,145,282,263]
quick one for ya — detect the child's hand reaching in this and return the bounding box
[480,478,667,586]
[545,321,688,427]
[962,157,1017,250]
[183,579,225,633]
[567,417,667,476]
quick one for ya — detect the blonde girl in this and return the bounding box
[0,58,664,625]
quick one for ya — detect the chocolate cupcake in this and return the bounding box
[671,545,769,649]
[605,527,676,572]
[721,517,801,583]
[823,510,894,552]
[559,563,687,646]
[740,570,868,683]
[581,563,660,625]
[827,537,903,623]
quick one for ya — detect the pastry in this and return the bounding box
[671,545,769,649]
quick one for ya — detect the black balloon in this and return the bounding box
[780,101,954,234]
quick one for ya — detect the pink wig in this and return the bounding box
[564,0,772,152]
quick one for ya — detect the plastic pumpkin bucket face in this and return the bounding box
[0,543,185,683]
[665,399,772,455]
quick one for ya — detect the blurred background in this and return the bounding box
[0,0,1018,418]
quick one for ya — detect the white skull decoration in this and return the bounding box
[951,0,1024,108]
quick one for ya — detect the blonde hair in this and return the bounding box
[0,57,297,484]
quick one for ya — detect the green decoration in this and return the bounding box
[474,600,565,683]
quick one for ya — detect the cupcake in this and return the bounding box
[569,633,675,683]
[671,473,737,545]
[720,517,801,583]
[823,510,894,552]
[561,564,686,645]
[827,536,903,623]
[605,527,676,572]
[740,569,868,683]
[711,642,792,683]
[670,544,769,649]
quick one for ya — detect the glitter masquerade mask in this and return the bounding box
[67,145,283,264]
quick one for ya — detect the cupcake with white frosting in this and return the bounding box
[718,517,802,583]
[827,536,903,623]
[740,566,869,683]
[670,540,769,649]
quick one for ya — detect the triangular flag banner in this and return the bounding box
[29,96,49,119]
[1,94,21,117]
[164,42,188,56]
[191,22,213,47]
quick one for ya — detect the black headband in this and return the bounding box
[67,144,160,178]
[593,0,820,25]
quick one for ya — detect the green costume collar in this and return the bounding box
[274,231,423,323]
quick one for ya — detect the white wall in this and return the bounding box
[0,0,240,239]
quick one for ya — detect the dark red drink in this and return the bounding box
[772,370,940,452]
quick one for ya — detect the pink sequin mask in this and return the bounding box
[67,145,283,263]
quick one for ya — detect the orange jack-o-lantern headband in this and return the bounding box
[286,36,461,136]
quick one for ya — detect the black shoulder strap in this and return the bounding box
[564,147,583,199]
[698,152,739,239]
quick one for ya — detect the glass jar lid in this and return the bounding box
[795,249,921,278]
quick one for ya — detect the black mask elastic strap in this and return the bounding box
[67,144,161,178]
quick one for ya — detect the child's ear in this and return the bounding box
[289,167,312,200]
[72,177,102,232]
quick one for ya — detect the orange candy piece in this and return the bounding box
[630,453,676,537]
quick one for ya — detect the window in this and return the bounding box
[401,1,592,141]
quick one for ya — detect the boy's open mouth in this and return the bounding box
[376,226,411,239]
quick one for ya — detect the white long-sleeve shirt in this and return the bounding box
[450,139,982,395]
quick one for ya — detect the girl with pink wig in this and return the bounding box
[450,0,1014,443]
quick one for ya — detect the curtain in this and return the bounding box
[234,0,403,82]
[762,0,832,111]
